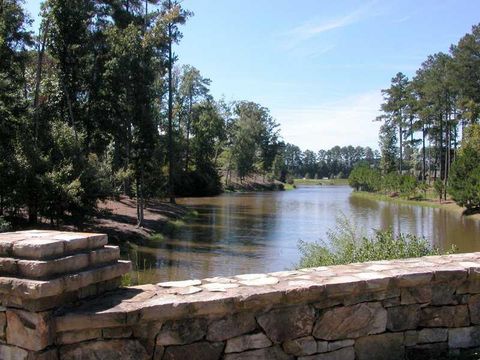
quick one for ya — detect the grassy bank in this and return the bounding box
[294,178,349,186]
[351,191,480,221]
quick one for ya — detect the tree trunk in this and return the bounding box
[167,0,176,204]
[184,94,192,171]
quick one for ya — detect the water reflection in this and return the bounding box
[127,186,480,282]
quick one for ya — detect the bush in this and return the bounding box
[297,215,452,268]
[348,164,381,192]
[0,217,11,233]
[434,179,445,202]
[449,146,480,211]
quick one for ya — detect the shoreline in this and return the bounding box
[351,191,480,221]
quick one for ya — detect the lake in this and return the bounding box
[127,186,480,282]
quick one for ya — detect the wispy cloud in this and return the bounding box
[282,1,378,50]
[272,91,383,151]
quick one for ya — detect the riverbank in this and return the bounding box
[351,191,480,221]
[224,173,285,192]
[294,178,349,186]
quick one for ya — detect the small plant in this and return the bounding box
[434,179,445,202]
[0,217,11,233]
[297,215,455,268]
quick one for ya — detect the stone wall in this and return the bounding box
[1,231,480,359]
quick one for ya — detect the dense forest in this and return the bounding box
[350,24,480,212]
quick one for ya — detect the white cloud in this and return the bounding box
[282,1,378,50]
[272,91,383,151]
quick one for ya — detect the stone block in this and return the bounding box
[156,318,207,345]
[0,311,5,339]
[355,333,405,360]
[469,293,480,324]
[431,284,457,305]
[419,305,469,328]
[206,312,257,341]
[225,333,272,353]
[417,328,448,344]
[163,342,224,360]
[387,305,420,331]
[102,327,133,339]
[299,346,354,360]
[6,309,53,351]
[448,326,480,349]
[89,246,120,266]
[282,336,317,356]
[0,344,29,360]
[0,257,18,274]
[60,340,149,360]
[57,329,101,345]
[12,238,65,260]
[327,339,354,352]
[400,286,432,305]
[257,305,315,343]
[224,345,293,360]
[16,254,89,279]
[313,302,386,340]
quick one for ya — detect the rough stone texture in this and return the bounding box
[448,326,480,349]
[0,311,5,339]
[299,347,355,360]
[405,343,448,360]
[257,305,315,343]
[328,339,355,352]
[355,333,405,360]
[162,342,224,360]
[60,340,149,360]
[102,327,133,339]
[419,305,469,328]
[400,286,431,305]
[224,346,293,360]
[6,309,53,351]
[156,318,207,345]
[469,293,480,324]
[206,312,257,341]
[386,305,420,331]
[0,344,29,360]
[57,329,101,345]
[225,333,272,353]
[282,336,317,356]
[313,302,387,340]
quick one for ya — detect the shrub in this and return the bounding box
[297,215,453,268]
[434,179,445,202]
[449,146,480,211]
[0,217,11,233]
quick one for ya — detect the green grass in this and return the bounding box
[351,191,442,209]
[294,178,349,186]
[283,183,296,191]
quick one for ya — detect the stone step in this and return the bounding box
[0,246,120,279]
[0,260,131,300]
[0,231,107,260]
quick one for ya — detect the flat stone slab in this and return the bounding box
[0,246,120,279]
[0,231,107,260]
[0,260,131,299]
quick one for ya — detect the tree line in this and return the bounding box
[353,23,480,211]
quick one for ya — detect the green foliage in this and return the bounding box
[348,164,381,192]
[449,132,480,211]
[0,217,11,233]
[298,216,451,268]
[434,179,445,202]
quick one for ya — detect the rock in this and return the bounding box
[102,327,133,339]
[207,313,257,341]
[60,340,149,360]
[6,309,53,351]
[448,326,480,349]
[417,328,448,344]
[257,305,315,343]
[0,312,5,339]
[163,342,224,360]
[313,302,386,340]
[282,336,317,356]
[0,344,29,360]
[327,339,354,352]
[355,333,405,360]
[156,318,207,345]
[224,346,293,360]
[386,305,420,331]
[468,293,480,324]
[57,329,101,345]
[431,284,457,305]
[400,286,432,305]
[238,277,279,286]
[157,280,202,288]
[419,305,469,328]
[202,283,239,292]
[298,347,354,360]
[225,333,272,353]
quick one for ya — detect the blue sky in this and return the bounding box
[24,0,480,151]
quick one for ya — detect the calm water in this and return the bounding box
[127,186,480,282]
